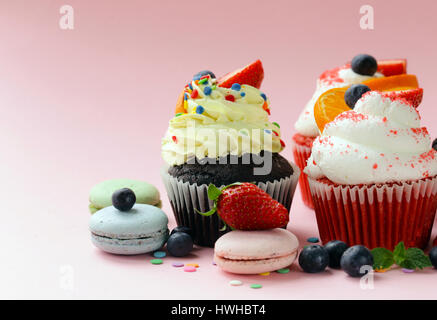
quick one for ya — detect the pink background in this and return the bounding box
[1,0,437,299]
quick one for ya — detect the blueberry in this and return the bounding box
[340,245,373,277]
[170,226,195,239]
[193,70,216,80]
[351,54,378,76]
[429,247,437,269]
[344,84,371,109]
[298,245,329,273]
[432,138,437,151]
[166,232,193,257]
[112,188,136,211]
[324,240,349,269]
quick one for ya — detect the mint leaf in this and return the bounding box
[393,241,406,265]
[399,259,416,270]
[207,184,222,201]
[371,248,394,270]
[404,248,432,270]
[195,206,217,216]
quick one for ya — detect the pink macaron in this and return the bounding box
[214,228,299,274]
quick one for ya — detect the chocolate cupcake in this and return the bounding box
[161,61,300,247]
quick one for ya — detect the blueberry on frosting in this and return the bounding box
[351,54,378,76]
[193,70,216,80]
[112,188,136,211]
[344,84,371,109]
[433,138,437,151]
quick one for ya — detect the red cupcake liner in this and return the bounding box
[292,133,316,209]
[308,176,437,250]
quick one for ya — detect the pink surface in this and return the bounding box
[1,0,437,299]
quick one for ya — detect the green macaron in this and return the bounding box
[89,179,161,214]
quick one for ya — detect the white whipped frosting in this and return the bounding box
[294,67,383,137]
[304,91,437,185]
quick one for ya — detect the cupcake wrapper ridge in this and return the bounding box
[292,137,315,209]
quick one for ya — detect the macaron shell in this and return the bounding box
[214,251,297,274]
[89,204,168,239]
[89,179,160,212]
[91,230,168,255]
[214,229,299,260]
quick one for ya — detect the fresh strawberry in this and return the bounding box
[377,59,407,77]
[198,183,289,230]
[381,88,423,108]
[218,60,264,89]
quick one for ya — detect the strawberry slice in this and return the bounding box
[381,88,423,108]
[198,183,289,230]
[377,59,407,77]
[218,60,264,89]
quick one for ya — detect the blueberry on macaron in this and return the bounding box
[112,188,136,211]
[298,245,329,273]
[432,138,437,151]
[344,84,371,109]
[351,54,378,76]
[167,232,194,257]
[193,70,216,81]
[324,240,349,269]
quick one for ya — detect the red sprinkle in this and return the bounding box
[225,94,235,102]
[172,136,178,143]
[191,89,199,99]
[373,163,378,169]
[280,139,285,148]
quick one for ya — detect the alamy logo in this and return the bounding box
[59,265,75,291]
[59,5,74,30]
[360,5,374,30]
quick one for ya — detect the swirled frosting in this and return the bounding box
[294,65,383,137]
[162,77,283,166]
[304,91,437,185]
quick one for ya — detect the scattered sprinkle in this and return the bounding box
[150,259,163,265]
[184,266,197,272]
[172,262,184,268]
[184,93,188,100]
[191,89,199,99]
[172,136,178,143]
[280,139,285,148]
[307,237,319,243]
[153,251,166,258]
[264,129,271,134]
[212,84,217,90]
[229,280,243,286]
[260,93,267,101]
[259,272,270,276]
[231,83,241,91]
[186,263,199,268]
[250,284,262,289]
[272,130,279,136]
[203,86,212,95]
[212,261,217,266]
[196,105,205,114]
[175,113,183,117]
[272,122,280,128]
[225,94,235,102]
[402,268,415,273]
[188,83,193,90]
[276,268,290,274]
[240,92,246,97]
[198,78,208,85]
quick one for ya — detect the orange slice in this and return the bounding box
[174,89,186,114]
[314,87,351,133]
[362,74,418,92]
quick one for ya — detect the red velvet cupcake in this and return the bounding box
[305,91,437,250]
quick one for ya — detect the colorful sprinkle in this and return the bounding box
[250,284,262,289]
[186,263,199,268]
[198,78,208,85]
[203,86,212,95]
[184,93,188,100]
[196,105,205,114]
[172,262,184,268]
[240,92,246,97]
[172,136,178,143]
[402,268,415,273]
[276,268,290,274]
[212,84,217,90]
[272,130,279,136]
[150,259,163,265]
[191,89,199,99]
[225,94,235,102]
[212,261,217,266]
[259,272,270,276]
[231,83,241,91]
[188,83,193,90]
[272,122,280,128]
[280,139,285,148]
[260,93,267,101]
[264,129,272,134]
[184,266,197,272]
[153,251,166,258]
[307,237,319,243]
[229,280,243,286]
[175,113,183,117]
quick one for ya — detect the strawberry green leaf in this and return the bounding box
[195,206,217,216]
[393,241,406,265]
[371,248,394,270]
[207,184,222,201]
[219,224,227,232]
[404,248,432,269]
